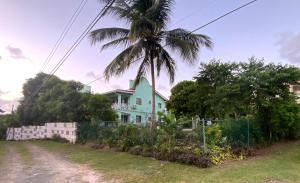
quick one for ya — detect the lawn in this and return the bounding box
[0,141,32,166]
[0,141,6,165]
[31,140,300,183]
[13,142,33,165]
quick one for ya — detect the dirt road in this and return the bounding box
[0,142,110,183]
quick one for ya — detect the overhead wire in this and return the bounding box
[85,0,259,86]
[40,0,88,72]
[25,0,116,102]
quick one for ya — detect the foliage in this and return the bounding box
[115,124,140,151]
[208,145,232,165]
[206,124,223,146]
[220,118,264,146]
[167,81,198,117]
[51,134,69,143]
[91,0,212,128]
[167,58,300,142]
[16,73,86,125]
[155,112,183,153]
[15,73,116,126]
[87,94,117,121]
[0,111,21,140]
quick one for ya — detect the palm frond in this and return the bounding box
[156,46,176,83]
[101,37,131,51]
[104,40,144,79]
[165,28,213,64]
[134,53,150,87]
[89,28,130,45]
[146,0,174,29]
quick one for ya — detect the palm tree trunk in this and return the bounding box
[150,58,156,131]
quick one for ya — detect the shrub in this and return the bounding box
[220,118,264,147]
[129,145,143,155]
[52,134,69,143]
[208,145,232,165]
[116,124,139,151]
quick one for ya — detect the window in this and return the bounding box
[64,123,67,127]
[66,131,69,135]
[121,114,129,123]
[136,115,142,123]
[54,123,57,127]
[136,98,142,105]
[158,103,162,109]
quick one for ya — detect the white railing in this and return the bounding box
[112,103,129,111]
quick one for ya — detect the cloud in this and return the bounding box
[276,32,300,64]
[0,98,19,113]
[86,71,97,78]
[0,90,8,96]
[6,45,30,60]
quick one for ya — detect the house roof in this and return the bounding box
[102,89,134,95]
[103,88,168,101]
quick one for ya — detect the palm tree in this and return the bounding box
[90,0,213,130]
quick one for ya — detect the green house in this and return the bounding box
[103,78,168,124]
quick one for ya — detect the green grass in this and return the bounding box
[30,141,300,183]
[13,142,33,166]
[0,141,7,165]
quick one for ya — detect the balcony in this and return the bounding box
[112,103,130,111]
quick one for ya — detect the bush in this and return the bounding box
[52,134,69,143]
[220,118,264,147]
[115,124,140,151]
[208,145,232,165]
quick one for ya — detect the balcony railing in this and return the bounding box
[112,103,130,111]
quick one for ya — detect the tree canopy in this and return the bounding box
[167,58,300,141]
[16,73,117,125]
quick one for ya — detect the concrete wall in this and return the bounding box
[6,122,77,144]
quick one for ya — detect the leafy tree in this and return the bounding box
[87,94,117,121]
[0,114,13,139]
[168,58,300,141]
[167,81,196,117]
[16,73,117,125]
[90,0,212,129]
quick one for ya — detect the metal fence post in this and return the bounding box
[202,118,206,152]
[247,119,250,147]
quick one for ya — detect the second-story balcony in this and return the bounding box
[112,103,131,111]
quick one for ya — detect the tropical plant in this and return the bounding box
[90,0,212,129]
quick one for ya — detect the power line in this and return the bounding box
[86,75,104,85]
[189,0,258,34]
[47,0,115,77]
[85,0,259,86]
[169,0,217,29]
[25,0,116,103]
[40,0,88,72]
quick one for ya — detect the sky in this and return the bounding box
[0,0,300,113]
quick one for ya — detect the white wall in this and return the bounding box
[6,122,77,144]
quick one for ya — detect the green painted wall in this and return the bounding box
[105,78,167,124]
